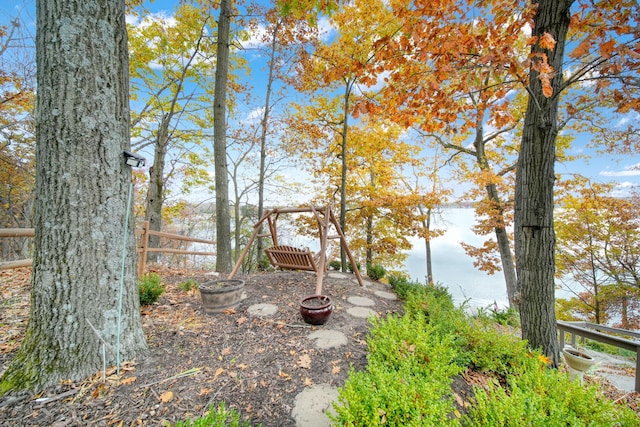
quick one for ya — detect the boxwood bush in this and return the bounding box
[331,279,639,426]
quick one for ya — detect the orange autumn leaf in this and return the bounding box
[539,32,557,50]
[570,37,592,58]
[120,376,137,385]
[159,391,174,402]
[214,367,225,379]
[541,79,553,98]
[599,39,616,59]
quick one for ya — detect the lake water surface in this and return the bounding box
[403,208,510,311]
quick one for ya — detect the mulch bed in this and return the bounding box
[0,267,404,426]
[1,266,638,426]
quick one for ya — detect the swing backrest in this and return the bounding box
[265,245,321,272]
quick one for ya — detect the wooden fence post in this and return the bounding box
[138,220,150,277]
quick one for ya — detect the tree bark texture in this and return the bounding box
[213,0,233,273]
[473,112,518,307]
[0,0,147,394]
[515,0,573,367]
[144,115,169,263]
[339,79,353,271]
[257,19,280,265]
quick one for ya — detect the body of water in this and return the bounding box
[403,208,510,311]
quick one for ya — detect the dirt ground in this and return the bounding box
[0,267,406,426]
[0,266,638,426]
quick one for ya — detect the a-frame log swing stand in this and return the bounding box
[228,205,364,295]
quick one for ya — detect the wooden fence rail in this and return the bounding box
[558,320,640,392]
[135,220,216,276]
[1,222,216,275]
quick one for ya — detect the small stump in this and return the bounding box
[300,295,333,325]
[199,279,245,314]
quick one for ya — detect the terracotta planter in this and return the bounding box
[199,279,245,314]
[300,295,333,325]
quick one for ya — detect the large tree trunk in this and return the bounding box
[0,0,147,395]
[515,0,572,367]
[213,0,232,273]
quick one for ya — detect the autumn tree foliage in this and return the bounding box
[555,180,640,329]
[0,11,36,259]
[281,0,639,363]
[127,3,221,262]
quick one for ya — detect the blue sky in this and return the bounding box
[2,0,640,200]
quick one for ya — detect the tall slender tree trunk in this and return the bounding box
[0,0,147,395]
[214,0,232,273]
[515,0,572,367]
[486,182,518,307]
[145,115,169,263]
[472,108,518,307]
[339,78,354,271]
[423,206,434,284]
[257,19,281,264]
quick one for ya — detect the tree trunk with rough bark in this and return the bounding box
[145,115,169,263]
[213,0,232,273]
[515,0,572,367]
[0,0,147,395]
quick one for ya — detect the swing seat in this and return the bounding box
[265,245,323,272]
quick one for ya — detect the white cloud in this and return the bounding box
[600,163,640,177]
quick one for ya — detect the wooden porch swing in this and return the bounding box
[228,205,364,295]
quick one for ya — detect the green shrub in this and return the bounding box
[366,263,386,281]
[464,366,639,426]
[387,274,420,300]
[138,273,165,306]
[329,260,341,270]
[178,279,198,292]
[474,302,520,327]
[333,276,638,426]
[332,313,465,426]
[462,321,538,378]
[172,402,256,427]
[257,255,271,271]
[347,261,361,273]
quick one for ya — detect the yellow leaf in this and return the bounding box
[236,316,247,325]
[159,391,174,403]
[221,347,232,356]
[332,365,341,374]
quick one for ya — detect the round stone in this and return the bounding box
[347,296,375,307]
[308,329,348,349]
[247,303,278,316]
[347,306,377,319]
[374,290,398,300]
[291,384,339,427]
